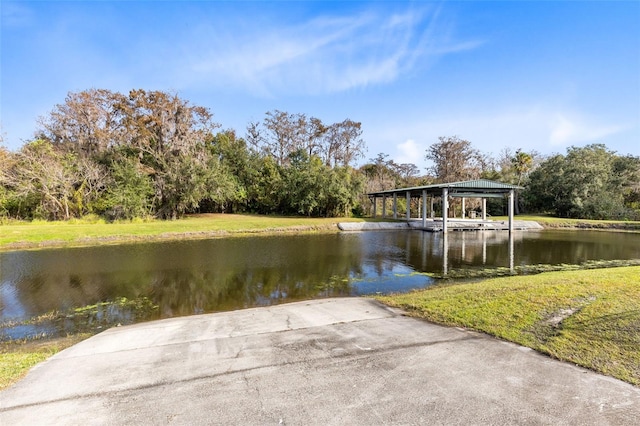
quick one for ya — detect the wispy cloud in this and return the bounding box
[185,5,483,96]
[395,139,424,165]
[2,3,483,101]
[368,105,631,165]
[549,113,626,146]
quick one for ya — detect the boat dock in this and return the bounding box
[338,219,543,232]
[408,219,544,232]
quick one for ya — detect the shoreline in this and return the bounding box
[0,215,640,253]
[0,224,342,252]
[1,215,639,252]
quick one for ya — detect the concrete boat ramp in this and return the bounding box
[2,298,638,425]
[339,219,544,232]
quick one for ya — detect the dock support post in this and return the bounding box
[442,231,449,275]
[421,189,427,228]
[462,198,466,219]
[482,198,487,221]
[393,193,397,219]
[509,231,515,272]
[382,195,387,218]
[372,196,377,218]
[442,188,448,233]
[406,191,411,221]
[508,190,514,233]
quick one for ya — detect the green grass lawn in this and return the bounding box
[377,266,640,385]
[2,213,638,251]
[0,334,91,391]
[493,214,640,230]
[0,214,366,251]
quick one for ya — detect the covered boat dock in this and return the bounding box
[367,179,523,233]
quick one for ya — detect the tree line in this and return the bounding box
[1,89,638,221]
[0,89,364,220]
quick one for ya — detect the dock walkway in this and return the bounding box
[408,218,544,232]
[338,219,543,232]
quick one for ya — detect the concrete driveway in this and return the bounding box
[1,298,639,425]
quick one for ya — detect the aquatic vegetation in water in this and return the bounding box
[0,297,159,342]
[314,275,352,294]
[427,259,640,280]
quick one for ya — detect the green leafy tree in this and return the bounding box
[612,155,640,213]
[246,156,285,214]
[204,130,251,212]
[282,150,324,216]
[325,166,364,217]
[525,144,639,219]
[511,149,534,186]
[114,90,219,219]
[103,155,154,219]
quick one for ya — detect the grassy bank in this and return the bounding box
[1,334,92,391]
[0,214,366,251]
[493,214,640,231]
[2,214,638,252]
[377,266,640,385]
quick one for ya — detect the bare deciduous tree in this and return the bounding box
[37,89,128,157]
[252,111,365,168]
[3,140,77,219]
[322,119,365,167]
[425,136,482,183]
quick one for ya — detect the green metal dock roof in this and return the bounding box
[367,179,523,198]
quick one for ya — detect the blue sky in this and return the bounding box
[1,1,639,170]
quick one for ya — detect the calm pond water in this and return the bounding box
[1,229,639,340]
